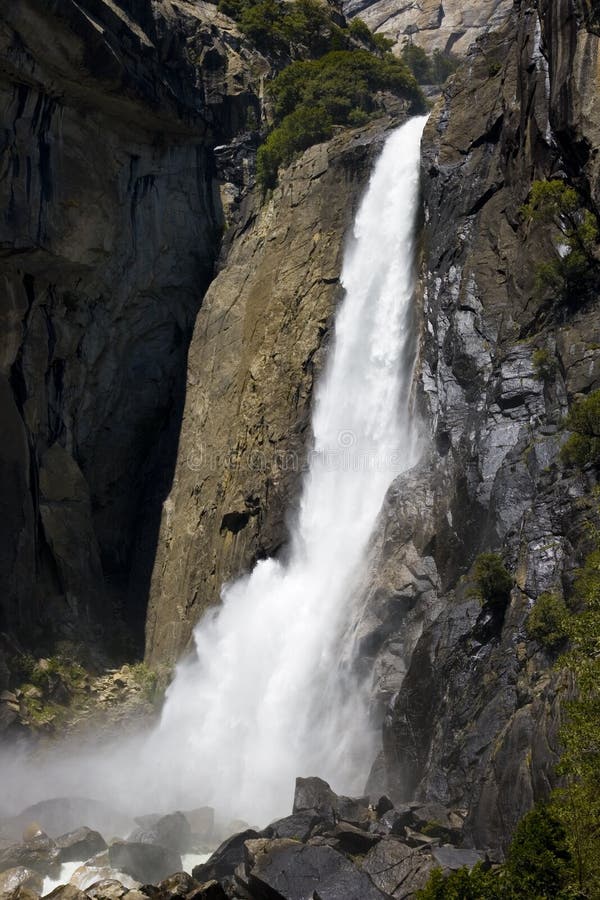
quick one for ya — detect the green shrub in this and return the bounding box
[504,806,573,897]
[257,104,333,187]
[473,553,513,607]
[560,389,600,468]
[522,179,599,307]
[416,862,503,899]
[257,49,422,188]
[488,60,502,77]
[401,43,459,85]
[526,592,568,650]
[219,0,348,58]
[348,18,393,54]
[532,347,557,381]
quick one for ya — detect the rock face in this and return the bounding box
[145,120,402,665]
[0,0,265,652]
[358,0,600,849]
[342,0,513,58]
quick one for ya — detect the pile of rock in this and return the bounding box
[191,777,489,899]
[0,783,489,900]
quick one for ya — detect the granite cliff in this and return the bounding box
[1,0,600,869]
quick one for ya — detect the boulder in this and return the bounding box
[107,843,182,885]
[329,823,379,856]
[84,881,130,900]
[264,812,322,843]
[154,873,195,897]
[70,865,140,892]
[244,838,388,900]
[361,839,436,899]
[181,811,214,844]
[185,883,227,900]
[0,867,42,895]
[292,778,338,818]
[292,778,371,828]
[43,886,87,900]
[0,836,60,876]
[0,888,39,900]
[373,805,415,836]
[432,846,487,871]
[191,830,259,884]
[410,805,464,843]
[374,796,394,818]
[129,815,190,855]
[55,828,107,862]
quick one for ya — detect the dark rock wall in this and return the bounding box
[359,0,600,849]
[0,0,265,652]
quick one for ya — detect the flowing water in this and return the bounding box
[146,114,429,824]
[0,115,427,831]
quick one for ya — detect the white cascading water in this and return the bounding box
[0,116,427,829]
[145,115,429,824]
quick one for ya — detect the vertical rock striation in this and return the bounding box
[0,0,265,653]
[359,0,600,849]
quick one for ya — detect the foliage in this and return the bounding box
[416,862,503,899]
[473,553,513,607]
[532,347,557,381]
[560,389,600,468]
[129,662,161,704]
[218,0,347,57]
[348,18,394,54]
[522,179,599,307]
[257,49,422,187]
[504,806,574,897]
[417,808,573,898]
[526,592,569,650]
[551,543,600,895]
[401,42,459,84]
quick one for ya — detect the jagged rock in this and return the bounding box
[55,828,107,862]
[0,867,42,895]
[361,838,436,899]
[292,778,338,819]
[0,0,268,648]
[291,777,371,829]
[329,822,380,855]
[191,831,259,884]
[181,810,214,844]
[70,866,139,893]
[244,839,388,900]
[373,805,417,837]
[343,0,513,58]
[154,873,196,897]
[0,836,60,877]
[410,804,464,843]
[185,883,227,900]
[107,843,182,885]
[432,846,487,871]
[0,888,39,900]
[264,812,322,843]
[83,881,130,900]
[43,886,87,900]
[374,796,394,818]
[129,815,190,854]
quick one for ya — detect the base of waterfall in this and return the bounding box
[0,778,492,900]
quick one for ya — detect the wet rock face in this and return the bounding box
[0,1,266,650]
[343,0,513,58]
[144,120,403,665]
[361,0,600,850]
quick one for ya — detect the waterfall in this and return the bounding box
[0,116,427,829]
[148,115,428,824]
